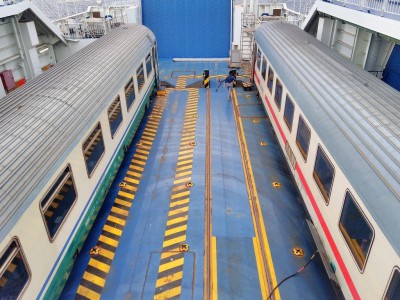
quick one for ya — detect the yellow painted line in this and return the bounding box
[168,206,189,217]
[167,216,188,226]
[140,135,154,141]
[142,130,156,137]
[103,224,122,236]
[136,149,150,155]
[181,136,194,142]
[83,271,106,288]
[111,206,129,217]
[130,165,144,172]
[170,198,189,207]
[174,177,191,185]
[132,159,146,166]
[98,247,115,260]
[154,286,181,300]
[118,191,135,200]
[77,284,101,300]
[175,172,192,181]
[232,90,280,300]
[172,185,189,193]
[161,251,181,260]
[178,149,193,156]
[165,224,187,236]
[146,128,157,133]
[158,257,184,273]
[176,164,192,172]
[177,159,192,166]
[98,234,119,248]
[253,237,268,300]
[107,215,126,226]
[88,258,111,273]
[212,236,218,300]
[127,170,142,178]
[163,235,187,248]
[115,198,132,208]
[138,144,151,150]
[156,271,183,288]
[171,190,190,199]
[124,177,139,185]
[181,132,195,138]
[140,140,153,146]
[120,184,137,193]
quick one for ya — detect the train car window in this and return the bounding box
[0,240,30,299]
[261,56,267,80]
[146,53,152,78]
[125,78,135,111]
[274,79,283,110]
[267,67,274,93]
[256,49,262,71]
[296,116,311,160]
[137,63,145,92]
[283,95,295,131]
[384,269,400,300]
[339,191,373,271]
[83,123,105,177]
[108,96,123,138]
[313,146,335,204]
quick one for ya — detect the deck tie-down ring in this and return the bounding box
[179,244,189,252]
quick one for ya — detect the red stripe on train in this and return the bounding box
[254,71,260,85]
[262,92,361,300]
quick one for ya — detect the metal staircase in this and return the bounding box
[240,13,255,72]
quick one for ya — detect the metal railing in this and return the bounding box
[333,0,400,16]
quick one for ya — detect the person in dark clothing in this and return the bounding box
[221,72,236,100]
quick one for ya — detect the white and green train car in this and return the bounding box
[0,24,158,299]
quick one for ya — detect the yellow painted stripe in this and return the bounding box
[124,177,139,185]
[156,271,183,288]
[154,286,181,300]
[118,191,135,200]
[132,159,146,166]
[168,206,189,217]
[103,224,122,236]
[158,257,184,273]
[142,131,156,137]
[212,236,218,300]
[77,284,101,300]
[136,149,150,155]
[83,271,106,288]
[98,234,119,248]
[177,159,192,166]
[253,237,268,300]
[175,170,192,179]
[171,191,190,199]
[146,128,157,133]
[172,185,189,193]
[160,251,181,260]
[176,164,192,172]
[170,198,189,207]
[127,170,142,178]
[98,247,115,260]
[181,136,194,142]
[178,149,193,156]
[88,258,111,273]
[141,135,154,141]
[107,215,126,226]
[165,224,187,236]
[111,206,129,217]
[140,140,153,146]
[115,198,132,208]
[167,216,188,227]
[163,235,186,248]
[174,177,191,185]
[130,165,144,172]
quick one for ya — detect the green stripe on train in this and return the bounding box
[43,81,155,300]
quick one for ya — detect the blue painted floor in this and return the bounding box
[60,60,338,299]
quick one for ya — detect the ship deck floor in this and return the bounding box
[61,60,338,300]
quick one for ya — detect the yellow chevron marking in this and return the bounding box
[176,164,192,172]
[161,251,181,260]
[142,131,156,137]
[156,271,183,288]
[77,284,101,300]
[141,135,154,141]
[130,165,144,172]
[83,271,106,287]
[171,191,190,199]
[172,185,189,192]
[175,170,192,179]
[88,258,110,273]
[136,149,150,155]
[170,198,189,207]
[174,177,191,185]
[98,247,115,260]
[168,206,189,217]
[181,136,194,142]
[103,224,122,236]
[178,149,193,156]
[107,215,126,226]
[127,170,142,178]
[178,154,194,161]
[165,224,187,236]
[132,159,146,166]
[118,191,135,200]
[167,216,188,227]
[111,206,129,217]
[177,159,192,166]
[140,140,153,145]
[98,235,119,248]
[158,257,184,273]
[124,177,140,185]
[115,198,132,208]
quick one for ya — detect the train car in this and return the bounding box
[253,21,400,300]
[0,24,158,299]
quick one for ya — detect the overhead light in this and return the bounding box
[39,47,49,53]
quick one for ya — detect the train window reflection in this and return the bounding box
[384,269,400,300]
[40,166,77,239]
[256,48,262,71]
[261,56,267,80]
[339,191,373,271]
[125,78,135,111]
[108,96,123,138]
[313,146,335,204]
[137,64,145,92]
[0,240,30,299]
[274,79,283,109]
[283,95,294,131]
[146,53,152,77]
[83,123,105,177]
[267,67,274,93]
[296,116,311,160]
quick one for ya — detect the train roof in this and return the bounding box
[0,24,155,241]
[255,21,400,254]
